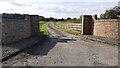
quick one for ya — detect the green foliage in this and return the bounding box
[100,6,120,19]
[65,15,82,23]
[39,22,49,36]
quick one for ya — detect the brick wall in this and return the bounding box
[94,19,120,39]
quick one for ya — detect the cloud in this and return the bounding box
[27,0,119,4]
[33,2,117,18]
[0,1,118,18]
[35,4,80,14]
[5,9,14,11]
[10,1,31,7]
[118,1,120,6]
[83,3,93,6]
[0,0,14,2]
[36,7,45,10]
[66,0,119,2]
[11,2,27,6]
[53,7,80,14]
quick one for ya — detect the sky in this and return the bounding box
[0,0,119,19]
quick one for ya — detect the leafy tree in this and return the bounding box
[100,6,120,19]
[61,18,65,21]
[66,17,72,20]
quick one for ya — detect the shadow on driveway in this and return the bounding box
[25,36,77,56]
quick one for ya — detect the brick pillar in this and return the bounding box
[81,15,94,35]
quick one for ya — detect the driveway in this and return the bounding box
[10,24,118,66]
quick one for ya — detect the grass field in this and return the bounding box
[50,22,80,35]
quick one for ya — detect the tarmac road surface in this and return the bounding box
[6,23,118,66]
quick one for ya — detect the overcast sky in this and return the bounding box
[0,0,119,18]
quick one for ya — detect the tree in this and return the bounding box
[66,17,71,20]
[39,16,45,21]
[100,6,120,19]
[61,18,65,21]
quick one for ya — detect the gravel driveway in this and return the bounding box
[8,24,118,66]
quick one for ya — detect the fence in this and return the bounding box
[55,22,82,33]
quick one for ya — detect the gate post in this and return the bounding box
[81,15,94,35]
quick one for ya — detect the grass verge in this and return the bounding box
[39,22,49,37]
[50,22,80,35]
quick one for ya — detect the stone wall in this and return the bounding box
[2,14,31,44]
[82,15,120,39]
[94,19,120,39]
[1,14,40,44]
